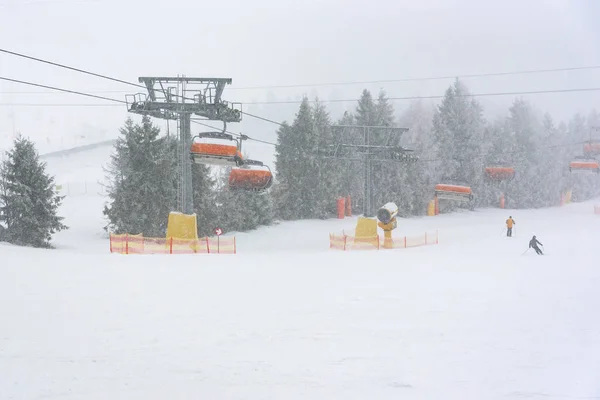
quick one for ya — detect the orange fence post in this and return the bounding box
[234,237,237,254]
[125,233,129,255]
[343,235,347,251]
[404,236,407,248]
[337,197,346,219]
[345,196,352,216]
[169,237,173,254]
[109,233,113,253]
[206,237,210,254]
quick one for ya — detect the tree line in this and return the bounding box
[1,79,599,248]
[274,79,600,219]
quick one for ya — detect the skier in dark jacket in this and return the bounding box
[529,235,543,255]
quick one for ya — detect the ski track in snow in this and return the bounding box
[0,143,599,399]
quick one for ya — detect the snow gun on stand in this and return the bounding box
[377,202,398,249]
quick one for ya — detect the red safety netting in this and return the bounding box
[109,234,236,254]
[330,231,438,251]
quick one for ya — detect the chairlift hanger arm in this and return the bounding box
[194,131,236,141]
[240,159,266,167]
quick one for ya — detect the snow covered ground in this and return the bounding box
[0,142,599,399]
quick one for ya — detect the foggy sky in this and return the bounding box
[0,0,599,167]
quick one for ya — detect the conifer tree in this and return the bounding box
[398,101,436,215]
[0,135,67,248]
[312,100,341,218]
[432,80,486,209]
[537,114,563,205]
[103,116,177,237]
[273,121,296,220]
[355,89,377,127]
[191,161,218,237]
[506,98,544,208]
[273,97,324,220]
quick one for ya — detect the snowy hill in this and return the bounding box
[0,143,599,399]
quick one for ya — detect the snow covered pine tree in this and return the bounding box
[103,116,177,237]
[0,135,67,248]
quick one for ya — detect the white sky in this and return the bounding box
[0,0,599,166]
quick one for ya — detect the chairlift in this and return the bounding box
[434,184,474,202]
[484,166,515,181]
[228,159,273,191]
[190,122,243,166]
[569,157,600,174]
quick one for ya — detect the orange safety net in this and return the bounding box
[434,184,472,194]
[191,143,239,158]
[330,231,438,251]
[329,233,380,250]
[109,234,236,254]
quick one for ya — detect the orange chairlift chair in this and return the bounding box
[484,166,515,181]
[190,125,243,167]
[569,156,600,174]
[434,183,474,202]
[228,159,273,191]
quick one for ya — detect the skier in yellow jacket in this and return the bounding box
[506,216,515,237]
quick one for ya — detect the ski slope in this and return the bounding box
[0,142,599,399]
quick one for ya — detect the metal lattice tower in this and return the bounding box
[324,125,418,217]
[126,76,242,214]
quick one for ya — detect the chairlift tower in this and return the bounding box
[125,77,242,214]
[324,125,418,217]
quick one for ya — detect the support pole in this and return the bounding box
[363,126,373,217]
[179,113,193,215]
